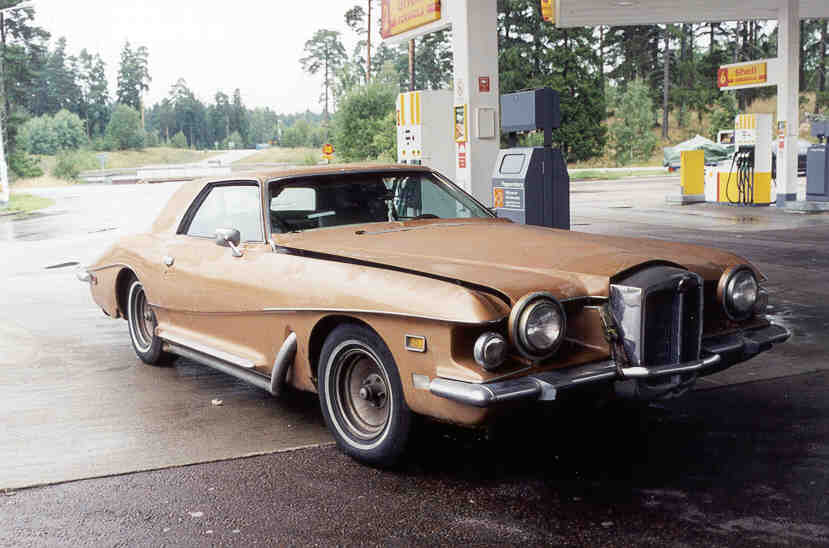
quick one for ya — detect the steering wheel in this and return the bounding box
[270,212,291,234]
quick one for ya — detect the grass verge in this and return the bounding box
[570,169,670,181]
[233,147,318,165]
[35,147,222,173]
[2,192,55,215]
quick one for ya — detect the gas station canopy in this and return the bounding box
[555,0,829,27]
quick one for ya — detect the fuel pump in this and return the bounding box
[396,90,454,177]
[806,120,828,201]
[719,114,773,205]
[491,88,570,230]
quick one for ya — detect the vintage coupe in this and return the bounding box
[79,165,789,465]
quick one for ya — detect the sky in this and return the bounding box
[35,1,382,114]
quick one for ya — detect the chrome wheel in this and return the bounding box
[318,324,412,465]
[330,342,391,442]
[128,280,156,353]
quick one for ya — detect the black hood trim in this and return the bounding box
[274,244,513,307]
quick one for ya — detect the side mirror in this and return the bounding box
[215,228,243,257]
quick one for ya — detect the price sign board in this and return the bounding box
[381,0,442,39]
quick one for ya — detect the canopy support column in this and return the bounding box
[776,0,800,206]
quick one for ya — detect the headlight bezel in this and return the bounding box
[718,265,760,321]
[508,291,567,361]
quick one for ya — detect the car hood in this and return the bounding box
[273,219,750,303]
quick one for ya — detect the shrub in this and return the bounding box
[52,110,87,150]
[370,110,397,161]
[171,131,188,149]
[90,135,115,152]
[609,79,659,166]
[223,131,243,149]
[52,150,97,181]
[17,110,86,155]
[708,92,738,140]
[8,149,43,178]
[282,120,312,148]
[331,80,398,162]
[105,104,146,150]
[144,131,160,148]
[817,91,829,115]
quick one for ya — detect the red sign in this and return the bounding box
[478,76,490,93]
[458,151,466,169]
[322,143,334,156]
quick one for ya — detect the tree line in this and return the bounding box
[2,0,826,175]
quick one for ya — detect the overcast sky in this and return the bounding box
[35,1,381,114]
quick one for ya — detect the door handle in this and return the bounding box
[163,256,175,267]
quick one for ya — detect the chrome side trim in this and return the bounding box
[148,303,504,325]
[163,341,271,393]
[160,333,256,369]
[76,269,96,284]
[269,332,297,397]
[87,262,134,273]
[262,307,506,325]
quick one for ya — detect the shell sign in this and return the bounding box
[381,0,442,39]
[718,62,768,89]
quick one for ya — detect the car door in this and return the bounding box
[156,180,276,371]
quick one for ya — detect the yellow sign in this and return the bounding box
[718,62,768,89]
[454,105,467,144]
[381,0,442,39]
[541,0,555,23]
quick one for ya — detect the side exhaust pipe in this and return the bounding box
[269,332,297,397]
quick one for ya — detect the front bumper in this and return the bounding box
[429,323,790,408]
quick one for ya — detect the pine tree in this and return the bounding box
[300,29,347,121]
[116,41,150,111]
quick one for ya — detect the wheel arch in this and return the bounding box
[115,268,137,319]
[307,314,377,381]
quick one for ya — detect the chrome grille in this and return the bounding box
[611,266,704,367]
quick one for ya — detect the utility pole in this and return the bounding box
[0,9,7,206]
[408,39,415,91]
[366,0,371,82]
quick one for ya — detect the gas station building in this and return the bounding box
[384,0,829,211]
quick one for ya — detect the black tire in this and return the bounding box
[126,278,172,366]
[318,324,412,466]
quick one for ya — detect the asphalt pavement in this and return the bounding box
[1,176,828,546]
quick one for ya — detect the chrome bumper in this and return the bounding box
[429,323,790,408]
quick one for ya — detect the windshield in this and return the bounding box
[268,172,492,233]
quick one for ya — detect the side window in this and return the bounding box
[187,185,264,242]
[421,179,470,218]
[271,187,316,212]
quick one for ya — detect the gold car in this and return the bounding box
[79,165,789,465]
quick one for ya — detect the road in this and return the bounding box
[1,176,827,546]
[196,148,260,166]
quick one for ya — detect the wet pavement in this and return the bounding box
[1,178,828,546]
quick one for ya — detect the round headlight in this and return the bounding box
[474,332,508,371]
[509,292,566,360]
[720,266,759,320]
